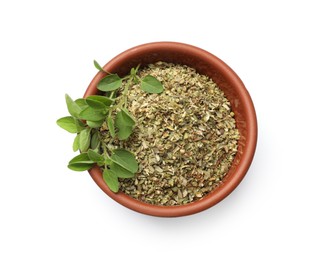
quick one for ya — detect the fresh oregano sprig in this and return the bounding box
[57,60,164,192]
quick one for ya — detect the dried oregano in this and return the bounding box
[58,60,239,205]
[101,62,240,205]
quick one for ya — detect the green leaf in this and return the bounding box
[117,125,133,140]
[110,149,138,173]
[57,116,79,133]
[140,75,164,94]
[90,130,100,150]
[76,119,86,132]
[73,134,80,152]
[121,108,136,125]
[69,153,93,164]
[86,95,114,106]
[94,60,104,71]
[131,65,141,83]
[110,162,135,178]
[116,108,135,127]
[97,74,122,91]
[87,149,104,163]
[74,98,88,110]
[68,163,94,171]
[68,153,94,171]
[115,109,135,140]
[87,119,104,128]
[131,64,141,77]
[79,106,107,121]
[107,117,115,138]
[85,98,107,110]
[79,128,91,152]
[65,94,82,117]
[130,67,136,76]
[103,169,119,192]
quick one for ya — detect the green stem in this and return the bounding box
[122,77,134,108]
[102,69,111,75]
[136,75,142,83]
[99,133,108,154]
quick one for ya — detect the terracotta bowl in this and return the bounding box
[84,42,257,217]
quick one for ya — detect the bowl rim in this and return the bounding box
[84,41,257,217]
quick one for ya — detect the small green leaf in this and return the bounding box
[79,106,107,121]
[90,130,100,150]
[57,116,79,133]
[94,60,104,71]
[121,108,136,125]
[74,98,88,110]
[73,134,80,152]
[115,109,135,140]
[131,64,141,76]
[97,74,122,91]
[85,98,107,110]
[79,128,91,152]
[116,108,135,127]
[68,153,94,171]
[107,117,115,138]
[86,95,114,107]
[110,149,138,173]
[140,75,164,94]
[65,94,82,117]
[110,163,135,178]
[68,163,94,171]
[103,169,119,192]
[87,120,104,128]
[76,120,86,132]
[117,125,133,140]
[87,149,104,163]
[131,65,141,83]
[69,153,93,164]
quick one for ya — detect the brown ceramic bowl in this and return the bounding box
[84,42,257,217]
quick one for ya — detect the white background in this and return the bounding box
[1,0,324,259]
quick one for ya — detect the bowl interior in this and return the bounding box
[85,42,257,217]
